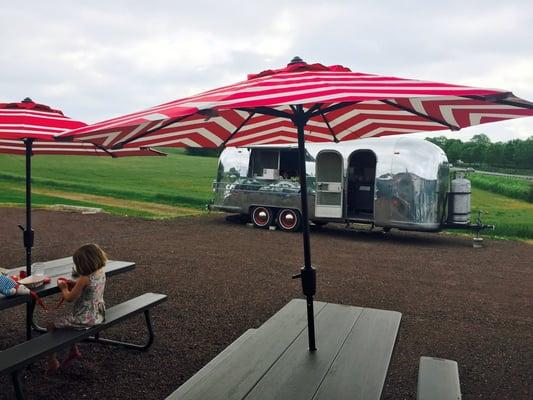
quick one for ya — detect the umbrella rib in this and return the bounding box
[463,93,533,109]
[221,112,255,147]
[315,101,360,116]
[320,112,339,143]
[381,99,460,131]
[304,103,323,118]
[238,107,292,120]
[93,142,117,158]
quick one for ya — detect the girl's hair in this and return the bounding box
[73,244,107,276]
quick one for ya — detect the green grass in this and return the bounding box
[1,152,532,239]
[0,152,218,210]
[0,183,159,218]
[469,173,533,202]
[470,186,533,239]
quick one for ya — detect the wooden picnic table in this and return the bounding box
[168,299,401,400]
[0,257,135,311]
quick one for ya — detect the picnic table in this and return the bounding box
[0,257,135,311]
[1,257,168,400]
[168,299,402,400]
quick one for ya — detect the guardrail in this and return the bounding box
[473,170,533,181]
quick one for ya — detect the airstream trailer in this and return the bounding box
[209,137,479,233]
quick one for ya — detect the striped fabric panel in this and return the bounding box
[0,107,86,140]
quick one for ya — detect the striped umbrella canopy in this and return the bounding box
[63,57,533,350]
[63,58,533,149]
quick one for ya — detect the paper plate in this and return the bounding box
[18,275,45,289]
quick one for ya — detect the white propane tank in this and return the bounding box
[450,172,471,224]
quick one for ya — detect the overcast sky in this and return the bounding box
[1,0,532,142]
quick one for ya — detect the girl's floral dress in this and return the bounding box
[55,269,106,329]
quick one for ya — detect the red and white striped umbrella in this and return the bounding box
[0,99,162,156]
[62,58,533,351]
[63,58,533,149]
[0,99,164,291]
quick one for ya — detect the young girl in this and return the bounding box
[47,243,107,372]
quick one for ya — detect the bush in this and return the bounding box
[469,174,533,203]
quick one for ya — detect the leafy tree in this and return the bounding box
[514,137,533,169]
[425,135,533,170]
[446,140,463,163]
[485,142,505,166]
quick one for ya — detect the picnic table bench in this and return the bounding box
[0,257,167,399]
[1,293,167,399]
[167,299,402,400]
[417,356,462,400]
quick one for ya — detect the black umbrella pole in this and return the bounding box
[23,139,35,341]
[294,112,317,351]
[23,139,34,275]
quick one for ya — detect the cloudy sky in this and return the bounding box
[1,0,532,142]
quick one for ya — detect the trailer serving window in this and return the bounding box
[249,149,301,179]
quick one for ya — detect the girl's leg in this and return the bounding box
[62,344,82,367]
[46,323,60,373]
[69,344,81,357]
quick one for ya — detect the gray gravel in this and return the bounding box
[0,207,531,400]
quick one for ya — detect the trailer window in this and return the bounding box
[251,150,279,177]
[279,150,299,179]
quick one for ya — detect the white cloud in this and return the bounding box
[0,0,531,141]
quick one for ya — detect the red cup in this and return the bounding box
[19,270,27,279]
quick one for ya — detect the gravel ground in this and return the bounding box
[0,207,531,400]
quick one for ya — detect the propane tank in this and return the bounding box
[449,172,471,224]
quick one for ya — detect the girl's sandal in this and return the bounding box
[61,350,82,368]
[46,360,61,376]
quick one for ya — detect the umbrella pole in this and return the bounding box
[23,139,34,275]
[293,108,317,351]
[23,138,35,340]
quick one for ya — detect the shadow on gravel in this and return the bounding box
[221,213,469,248]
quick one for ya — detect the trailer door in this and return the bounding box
[315,151,343,218]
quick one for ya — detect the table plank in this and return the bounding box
[244,302,364,400]
[313,308,402,400]
[176,299,327,400]
[0,258,135,311]
[167,329,257,399]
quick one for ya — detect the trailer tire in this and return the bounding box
[277,209,301,232]
[251,206,273,228]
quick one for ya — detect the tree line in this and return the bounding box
[184,134,533,171]
[426,134,533,171]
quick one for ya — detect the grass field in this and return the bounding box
[470,187,533,239]
[1,152,532,239]
[0,151,218,217]
[469,173,533,203]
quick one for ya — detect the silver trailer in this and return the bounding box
[209,136,480,233]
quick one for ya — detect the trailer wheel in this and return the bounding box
[277,209,301,232]
[251,206,273,228]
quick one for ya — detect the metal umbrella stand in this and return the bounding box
[63,57,533,351]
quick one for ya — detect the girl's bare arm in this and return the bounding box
[60,276,89,302]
